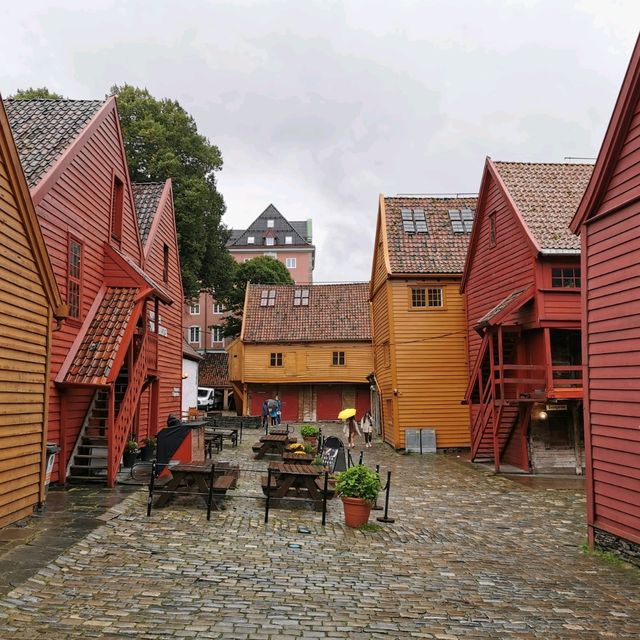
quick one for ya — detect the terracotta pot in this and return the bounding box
[341,496,372,528]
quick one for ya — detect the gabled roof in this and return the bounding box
[572,34,640,231]
[183,339,203,362]
[493,161,593,253]
[132,182,165,246]
[382,196,477,274]
[242,283,371,343]
[4,99,104,188]
[199,352,230,386]
[227,204,313,248]
[476,286,535,330]
[62,287,138,385]
[110,246,173,304]
[0,96,66,319]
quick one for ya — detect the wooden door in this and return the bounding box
[279,387,299,422]
[316,385,343,421]
[355,385,371,420]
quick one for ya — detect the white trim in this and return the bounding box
[188,325,201,345]
[189,303,200,315]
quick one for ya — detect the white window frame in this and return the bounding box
[285,236,293,244]
[285,257,297,269]
[265,236,275,246]
[189,325,201,345]
[247,236,255,244]
[189,303,200,315]
[212,302,224,313]
[267,219,274,228]
[211,326,223,344]
[264,252,278,259]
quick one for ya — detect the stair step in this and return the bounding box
[70,464,107,472]
[74,453,107,461]
[67,476,107,484]
[82,436,107,446]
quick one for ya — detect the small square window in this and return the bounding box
[285,236,293,244]
[267,219,274,228]
[551,267,581,288]
[189,303,200,315]
[427,288,443,307]
[401,208,429,234]
[286,257,297,269]
[260,290,276,306]
[247,236,255,244]
[294,289,309,306]
[332,351,345,366]
[270,352,283,367]
[213,303,224,313]
[411,288,426,308]
[265,237,275,246]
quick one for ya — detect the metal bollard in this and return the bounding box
[264,468,272,524]
[358,450,364,465]
[147,461,157,517]
[321,471,329,526]
[372,464,383,510]
[206,463,216,521]
[240,421,243,444]
[376,471,395,523]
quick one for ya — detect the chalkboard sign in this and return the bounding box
[322,436,347,472]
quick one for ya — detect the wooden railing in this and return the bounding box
[107,331,148,487]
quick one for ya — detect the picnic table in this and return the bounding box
[204,432,223,458]
[281,451,314,464]
[154,462,239,508]
[261,462,334,508]
[205,426,239,447]
[252,434,295,459]
[269,426,289,436]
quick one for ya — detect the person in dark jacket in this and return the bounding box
[262,401,269,429]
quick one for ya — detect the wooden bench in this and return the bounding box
[315,477,336,498]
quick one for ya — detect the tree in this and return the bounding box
[111,84,235,298]
[10,87,64,100]
[218,256,294,337]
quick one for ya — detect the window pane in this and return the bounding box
[411,288,426,307]
[427,288,443,307]
[68,281,79,318]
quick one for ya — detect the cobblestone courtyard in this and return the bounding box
[1,424,639,639]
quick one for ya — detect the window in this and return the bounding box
[448,208,474,233]
[286,257,297,269]
[68,238,83,319]
[247,236,255,244]
[551,267,581,288]
[213,303,224,313]
[211,326,223,343]
[489,214,496,247]
[189,303,200,315]
[270,352,283,367]
[189,326,201,344]
[411,288,426,308]
[260,289,276,306]
[163,244,169,282]
[411,287,443,309]
[265,237,275,246]
[401,208,428,233]
[428,288,443,307]
[110,175,124,245]
[267,219,274,228]
[332,351,346,366]
[264,252,278,258]
[285,236,293,244]
[294,288,309,306]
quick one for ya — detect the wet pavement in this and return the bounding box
[0,423,638,639]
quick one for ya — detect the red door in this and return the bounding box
[279,387,299,422]
[316,386,343,420]
[250,387,271,417]
[355,385,371,420]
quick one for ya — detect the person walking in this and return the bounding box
[343,415,361,449]
[261,400,269,430]
[275,395,282,425]
[361,411,374,447]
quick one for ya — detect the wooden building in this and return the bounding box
[569,35,640,561]
[5,98,180,487]
[0,97,66,527]
[227,283,372,421]
[463,160,592,473]
[199,352,234,411]
[370,195,476,449]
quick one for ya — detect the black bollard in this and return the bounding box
[240,421,243,444]
[264,468,272,524]
[147,461,157,517]
[372,464,383,511]
[321,471,329,526]
[376,471,395,523]
[206,463,216,521]
[358,450,364,465]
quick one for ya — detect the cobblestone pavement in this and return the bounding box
[0,424,639,639]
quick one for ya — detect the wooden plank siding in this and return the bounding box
[0,98,61,527]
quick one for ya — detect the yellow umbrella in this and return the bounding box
[338,408,356,420]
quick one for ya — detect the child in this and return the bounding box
[361,411,374,447]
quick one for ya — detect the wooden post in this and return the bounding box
[58,388,68,486]
[106,385,116,488]
[150,378,160,437]
[571,403,583,476]
[543,327,553,394]
[488,333,500,472]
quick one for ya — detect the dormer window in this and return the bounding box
[401,208,428,233]
[285,236,293,244]
[294,289,309,306]
[449,209,474,233]
[267,219,274,228]
[247,236,255,244]
[265,237,275,246]
[260,289,276,306]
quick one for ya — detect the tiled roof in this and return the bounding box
[65,287,137,385]
[199,352,230,387]
[183,339,203,361]
[493,161,594,252]
[476,287,533,328]
[243,283,371,343]
[4,99,104,187]
[384,196,478,274]
[132,182,165,245]
[228,204,313,248]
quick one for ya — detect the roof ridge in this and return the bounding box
[494,159,595,167]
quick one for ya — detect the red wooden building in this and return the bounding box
[570,35,640,562]
[463,160,592,473]
[6,99,180,487]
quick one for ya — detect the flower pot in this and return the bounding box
[341,496,372,528]
[141,446,155,461]
[302,436,318,449]
[123,450,138,468]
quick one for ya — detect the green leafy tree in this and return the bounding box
[10,87,64,99]
[111,84,235,298]
[219,256,294,337]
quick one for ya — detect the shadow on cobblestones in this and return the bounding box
[0,423,638,639]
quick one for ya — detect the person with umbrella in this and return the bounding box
[339,408,361,448]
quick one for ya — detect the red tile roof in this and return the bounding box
[476,287,534,328]
[183,339,203,361]
[384,196,477,274]
[64,287,138,385]
[242,283,371,343]
[132,182,165,245]
[199,352,230,387]
[493,161,593,253]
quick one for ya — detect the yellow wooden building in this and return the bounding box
[228,283,373,421]
[370,194,476,449]
[0,97,66,528]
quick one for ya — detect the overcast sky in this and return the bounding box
[1,1,638,282]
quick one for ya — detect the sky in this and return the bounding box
[1,1,639,282]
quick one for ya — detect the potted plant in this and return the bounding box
[123,440,139,468]
[336,465,381,528]
[300,424,320,447]
[141,436,157,461]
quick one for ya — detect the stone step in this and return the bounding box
[67,475,107,485]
